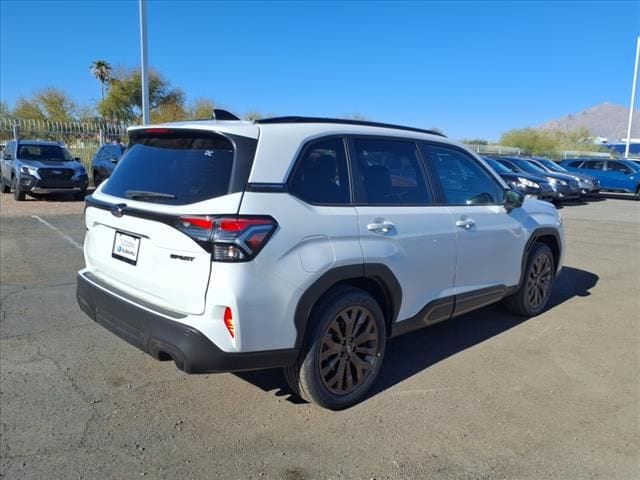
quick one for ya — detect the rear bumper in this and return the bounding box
[76,272,298,373]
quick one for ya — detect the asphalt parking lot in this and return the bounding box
[1,193,638,480]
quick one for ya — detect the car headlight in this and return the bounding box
[549,178,567,186]
[20,166,38,176]
[518,177,539,188]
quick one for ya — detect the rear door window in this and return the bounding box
[102,130,236,205]
[352,138,432,205]
[585,161,604,170]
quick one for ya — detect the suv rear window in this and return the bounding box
[102,130,235,205]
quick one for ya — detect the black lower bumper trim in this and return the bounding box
[76,273,298,373]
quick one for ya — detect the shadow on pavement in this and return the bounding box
[235,266,598,406]
[597,192,638,201]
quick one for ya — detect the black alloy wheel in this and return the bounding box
[503,243,555,317]
[525,253,553,310]
[318,305,379,395]
[284,288,386,410]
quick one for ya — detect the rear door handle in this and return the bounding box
[456,218,476,230]
[367,220,395,234]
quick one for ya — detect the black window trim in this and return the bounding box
[285,135,354,207]
[346,134,438,207]
[419,141,508,207]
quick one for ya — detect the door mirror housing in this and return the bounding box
[3,153,12,161]
[504,189,524,212]
[74,157,82,162]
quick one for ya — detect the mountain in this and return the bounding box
[539,102,640,140]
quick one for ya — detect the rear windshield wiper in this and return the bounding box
[125,190,177,200]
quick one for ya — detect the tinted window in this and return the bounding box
[422,145,504,205]
[606,161,632,174]
[353,138,432,205]
[105,145,124,157]
[585,161,604,170]
[17,144,73,162]
[568,161,584,168]
[510,158,547,174]
[289,138,350,205]
[484,157,512,174]
[102,130,235,205]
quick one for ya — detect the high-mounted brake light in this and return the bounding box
[142,128,171,134]
[176,215,277,262]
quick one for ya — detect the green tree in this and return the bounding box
[188,98,216,119]
[500,127,606,157]
[12,88,76,123]
[98,68,185,124]
[90,60,112,101]
[0,100,11,117]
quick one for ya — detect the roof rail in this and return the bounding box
[255,116,446,137]
[211,109,240,121]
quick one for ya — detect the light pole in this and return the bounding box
[624,36,639,158]
[139,0,150,125]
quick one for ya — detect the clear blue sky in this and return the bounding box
[1,0,639,140]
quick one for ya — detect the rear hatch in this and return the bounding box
[84,127,257,315]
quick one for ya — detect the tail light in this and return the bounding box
[177,215,277,262]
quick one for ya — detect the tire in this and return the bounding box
[74,188,87,201]
[284,288,387,410]
[635,185,640,201]
[93,171,102,187]
[12,177,25,201]
[503,243,555,317]
[0,176,10,193]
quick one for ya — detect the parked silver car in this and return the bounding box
[1,140,89,200]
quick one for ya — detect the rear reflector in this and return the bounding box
[223,307,235,338]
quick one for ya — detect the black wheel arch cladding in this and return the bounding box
[293,263,402,349]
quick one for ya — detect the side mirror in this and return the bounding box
[74,157,82,162]
[504,189,524,212]
[3,153,12,161]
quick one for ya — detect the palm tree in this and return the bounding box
[90,60,112,100]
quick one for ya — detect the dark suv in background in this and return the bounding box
[91,143,125,186]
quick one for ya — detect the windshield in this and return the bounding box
[495,159,520,173]
[102,130,236,205]
[510,158,547,174]
[538,159,567,172]
[484,157,511,174]
[18,144,73,162]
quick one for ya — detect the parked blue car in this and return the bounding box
[559,158,640,200]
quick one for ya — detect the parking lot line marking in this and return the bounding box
[31,215,83,250]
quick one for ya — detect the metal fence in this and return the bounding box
[464,144,522,156]
[0,117,130,170]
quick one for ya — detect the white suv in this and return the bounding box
[77,114,564,409]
